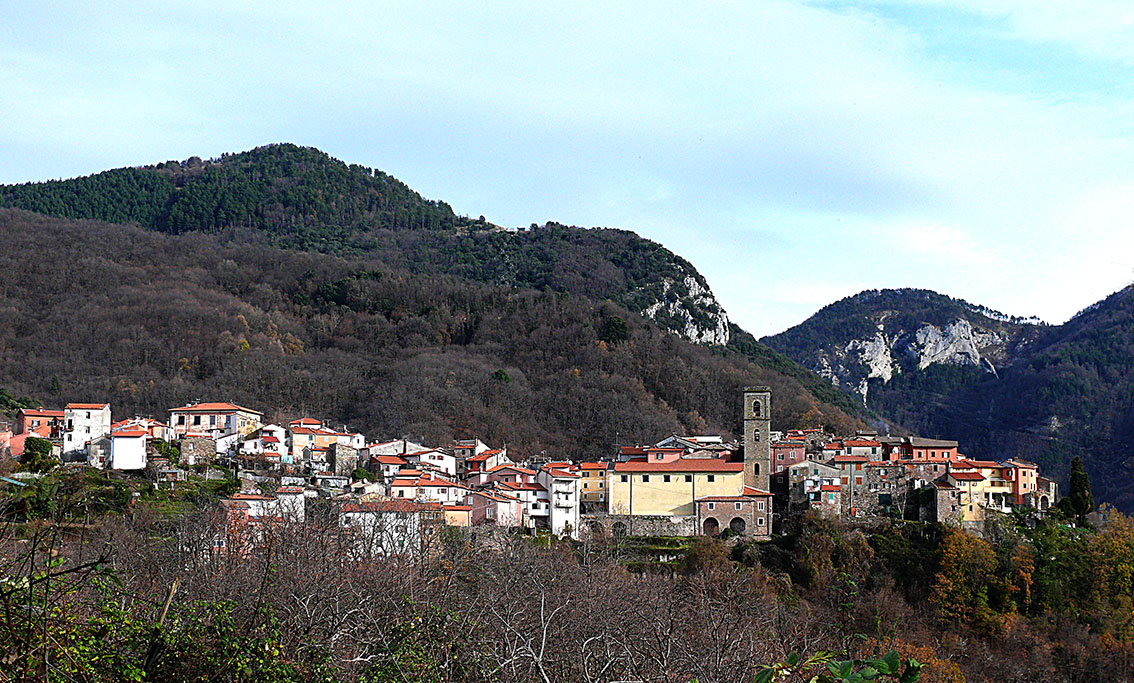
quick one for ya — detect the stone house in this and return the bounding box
[328,443,359,478]
[696,487,772,540]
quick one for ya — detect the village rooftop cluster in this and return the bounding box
[0,388,1059,555]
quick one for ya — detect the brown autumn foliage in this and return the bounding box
[0,208,859,460]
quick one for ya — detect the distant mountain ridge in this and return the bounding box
[765,286,1134,511]
[765,288,1045,405]
[0,144,731,347]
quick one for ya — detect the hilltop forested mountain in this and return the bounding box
[0,144,733,346]
[0,208,860,458]
[765,287,1134,511]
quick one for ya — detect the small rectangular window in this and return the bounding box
[707,475,715,483]
[758,500,765,511]
[758,517,765,526]
[663,475,671,483]
[620,475,628,483]
[734,502,742,511]
[684,475,693,483]
[707,502,715,510]
[642,475,650,483]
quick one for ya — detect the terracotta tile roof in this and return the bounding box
[613,459,743,473]
[261,436,280,443]
[487,464,536,475]
[66,403,109,410]
[544,467,579,478]
[231,493,275,501]
[843,439,881,447]
[419,479,466,489]
[820,484,841,492]
[374,455,407,465]
[498,481,547,492]
[171,402,262,415]
[697,495,755,502]
[831,455,869,463]
[112,429,147,438]
[949,471,986,481]
[742,486,773,496]
[19,408,64,418]
[443,505,472,511]
[579,462,607,470]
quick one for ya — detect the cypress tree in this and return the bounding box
[1067,456,1094,521]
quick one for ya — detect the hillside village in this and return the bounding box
[0,388,1059,556]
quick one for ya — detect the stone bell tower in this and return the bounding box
[743,386,771,492]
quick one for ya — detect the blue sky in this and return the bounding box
[2,1,1132,336]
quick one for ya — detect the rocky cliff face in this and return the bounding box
[815,317,1013,403]
[765,289,1040,406]
[640,273,731,346]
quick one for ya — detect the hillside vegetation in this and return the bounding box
[0,209,860,457]
[0,144,733,346]
[5,470,1133,682]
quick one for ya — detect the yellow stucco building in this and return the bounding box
[607,457,745,516]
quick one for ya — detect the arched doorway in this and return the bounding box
[729,517,747,535]
[611,521,627,540]
[703,517,720,537]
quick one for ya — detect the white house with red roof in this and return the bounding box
[390,471,468,505]
[537,464,581,538]
[240,424,287,458]
[107,427,148,470]
[465,448,510,475]
[169,402,262,439]
[371,454,407,481]
[288,423,365,461]
[466,463,537,488]
[62,403,111,458]
[494,480,550,530]
[404,448,458,476]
